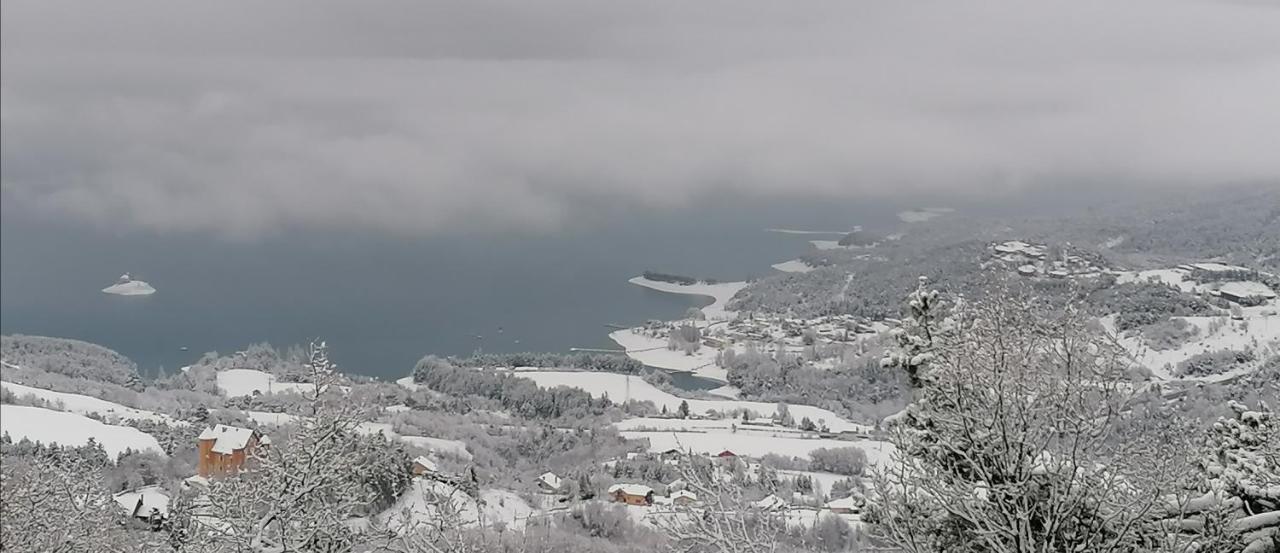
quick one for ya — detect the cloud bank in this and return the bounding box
[3,0,1279,237]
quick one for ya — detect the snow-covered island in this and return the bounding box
[102,273,156,296]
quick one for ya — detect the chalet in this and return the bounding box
[537,472,563,493]
[608,483,654,506]
[669,489,698,506]
[197,424,266,478]
[411,456,439,476]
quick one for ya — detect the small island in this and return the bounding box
[102,273,156,296]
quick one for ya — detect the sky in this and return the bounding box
[3,0,1279,239]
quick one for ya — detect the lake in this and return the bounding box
[1,198,906,381]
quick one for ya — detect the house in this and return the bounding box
[113,485,170,524]
[669,489,698,506]
[825,495,862,514]
[716,450,738,459]
[197,424,266,477]
[537,472,563,493]
[667,478,687,492]
[659,448,683,460]
[608,483,655,506]
[411,456,439,476]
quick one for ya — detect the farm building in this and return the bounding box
[825,495,863,514]
[197,424,266,478]
[608,483,655,506]
[1215,281,1277,305]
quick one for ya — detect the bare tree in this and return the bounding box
[654,456,787,553]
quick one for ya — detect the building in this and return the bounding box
[537,472,563,493]
[608,483,655,506]
[825,495,862,515]
[112,486,170,525]
[669,489,698,506]
[755,494,788,511]
[197,424,266,477]
[716,450,738,459]
[1215,281,1277,306]
[412,456,439,476]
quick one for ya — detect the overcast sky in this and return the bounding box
[3,0,1278,238]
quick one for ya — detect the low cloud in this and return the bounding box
[3,0,1278,237]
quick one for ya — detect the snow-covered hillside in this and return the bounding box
[0,404,166,458]
[1,381,186,425]
[380,479,536,532]
[621,428,894,462]
[514,370,870,433]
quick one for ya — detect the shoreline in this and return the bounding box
[625,276,747,321]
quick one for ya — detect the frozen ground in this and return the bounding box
[621,428,894,462]
[1103,314,1280,381]
[0,404,166,458]
[380,479,535,532]
[607,329,721,376]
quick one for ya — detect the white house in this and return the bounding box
[537,472,563,493]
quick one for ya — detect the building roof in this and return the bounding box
[670,489,697,501]
[412,456,438,473]
[1218,281,1276,299]
[716,450,737,457]
[200,424,257,455]
[825,496,860,510]
[1191,262,1250,273]
[608,483,654,497]
[112,485,170,518]
[755,494,787,510]
[538,472,562,489]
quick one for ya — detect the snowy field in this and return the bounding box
[627,276,747,320]
[380,479,535,532]
[809,240,845,250]
[771,259,816,273]
[515,371,870,432]
[607,329,721,376]
[621,429,894,462]
[0,404,166,458]
[216,368,316,398]
[398,436,473,460]
[1,381,186,425]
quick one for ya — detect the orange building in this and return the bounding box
[608,483,654,506]
[197,424,267,477]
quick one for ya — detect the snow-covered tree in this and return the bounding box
[869,282,1199,553]
[0,448,142,552]
[654,456,786,553]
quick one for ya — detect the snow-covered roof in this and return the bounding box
[113,486,170,518]
[413,456,438,473]
[1191,262,1250,273]
[1218,281,1276,299]
[201,424,257,455]
[670,490,697,501]
[755,494,787,510]
[825,496,860,510]
[537,472,562,489]
[608,483,653,497]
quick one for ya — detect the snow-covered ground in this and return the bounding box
[0,404,166,458]
[380,479,535,532]
[102,279,156,296]
[627,276,747,321]
[1103,314,1280,381]
[398,436,474,460]
[1,381,186,425]
[621,428,894,463]
[897,207,954,223]
[607,329,721,376]
[771,259,816,273]
[515,371,870,433]
[216,369,317,398]
[706,384,741,399]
